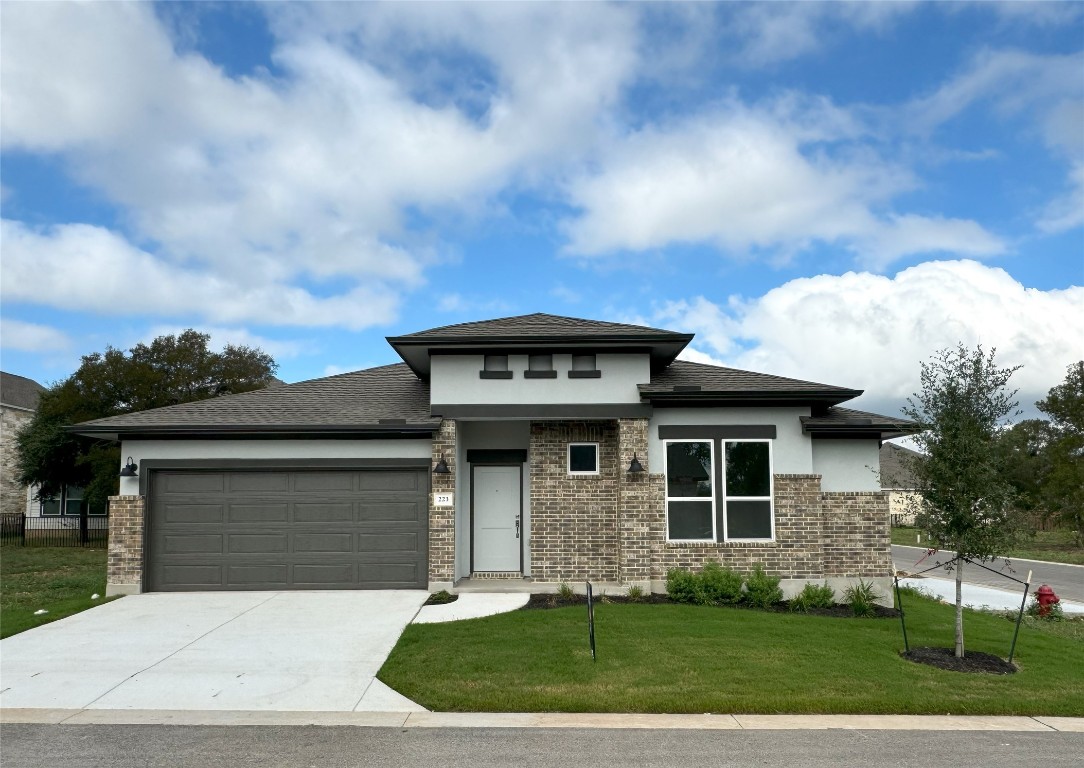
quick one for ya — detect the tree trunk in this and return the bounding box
[955,560,965,658]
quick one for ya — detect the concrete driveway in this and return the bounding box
[0,591,428,712]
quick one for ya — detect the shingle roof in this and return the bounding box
[72,363,438,436]
[879,442,922,488]
[800,406,921,439]
[1,371,45,411]
[640,360,860,399]
[395,313,686,340]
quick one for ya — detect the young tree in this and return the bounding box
[902,345,1023,659]
[15,330,277,513]
[1036,362,1084,544]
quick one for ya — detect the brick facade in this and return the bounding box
[1,406,33,517]
[616,417,656,585]
[429,419,456,585]
[529,420,620,582]
[106,494,146,595]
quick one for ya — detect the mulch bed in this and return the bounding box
[901,646,1017,674]
[522,593,899,618]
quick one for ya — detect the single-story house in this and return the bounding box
[72,314,917,600]
[879,442,923,526]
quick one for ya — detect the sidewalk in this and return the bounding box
[899,576,1084,615]
[2,708,1082,731]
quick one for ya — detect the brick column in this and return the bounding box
[617,417,660,587]
[107,494,145,595]
[821,491,893,578]
[428,419,456,588]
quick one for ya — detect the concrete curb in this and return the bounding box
[3,709,1082,731]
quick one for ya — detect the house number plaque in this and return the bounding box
[433,493,454,507]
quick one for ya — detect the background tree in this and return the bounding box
[15,330,277,514]
[901,344,1023,659]
[1034,362,1084,543]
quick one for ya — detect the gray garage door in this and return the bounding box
[147,469,428,591]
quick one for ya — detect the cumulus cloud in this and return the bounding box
[562,101,1005,266]
[0,319,73,353]
[655,260,1083,418]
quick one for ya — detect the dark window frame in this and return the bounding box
[567,442,600,476]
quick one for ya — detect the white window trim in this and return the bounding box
[721,439,775,543]
[567,442,600,476]
[664,439,717,543]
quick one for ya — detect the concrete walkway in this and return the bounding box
[414,593,530,623]
[2,709,1082,731]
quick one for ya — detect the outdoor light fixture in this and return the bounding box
[119,457,139,477]
[432,454,451,475]
[627,454,645,473]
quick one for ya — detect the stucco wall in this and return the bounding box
[430,353,650,406]
[647,406,813,475]
[811,439,881,492]
[1,405,35,517]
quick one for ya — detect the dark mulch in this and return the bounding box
[901,646,1017,674]
[522,593,899,618]
[424,591,459,606]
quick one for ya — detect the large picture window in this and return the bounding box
[665,439,773,542]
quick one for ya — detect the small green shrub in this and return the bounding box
[844,579,878,617]
[700,562,744,605]
[666,568,707,605]
[1025,597,1066,622]
[789,581,836,612]
[744,565,783,609]
[557,582,575,600]
[626,585,646,602]
[425,590,457,606]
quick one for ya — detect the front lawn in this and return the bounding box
[0,546,118,638]
[379,594,1084,715]
[892,526,1084,566]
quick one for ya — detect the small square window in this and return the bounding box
[484,355,508,372]
[529,354,553,371]
[571,354,596,371]
[568,443,599,475]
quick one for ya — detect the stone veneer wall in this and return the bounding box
[429,419,456,585]
[107,494,146,594]
[1,406,34,517]
[529,420,619,582]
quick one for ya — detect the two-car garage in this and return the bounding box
[144,467,429,591]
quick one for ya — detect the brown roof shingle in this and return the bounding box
[395,312,686,340]
[1,371,45,411]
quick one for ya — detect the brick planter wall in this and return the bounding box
[107,494,145,595]
[529,420,619,582]
[429,419,456,586]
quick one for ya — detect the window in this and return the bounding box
[568,443,599,475]
[525,354,557,378]
[664,439,773,542]
[480,354,513,379]
[40,486,101,516]
[568,354,601,378]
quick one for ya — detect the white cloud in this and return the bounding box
[655,260,1083,418]
[0,318,72,353]
[0,220,398,331]
[563,101,1005,266]
[143,325,306,361]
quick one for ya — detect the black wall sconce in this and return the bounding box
[432,454,451,474]
[627,454,645,473]
[119,457,139,477]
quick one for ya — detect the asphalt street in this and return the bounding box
[2,724,1083,768]
[891,545,1083,603]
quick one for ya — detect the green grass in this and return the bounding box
[1,546,119,638]
[378,594,1084,715]
[892,527,1084,566]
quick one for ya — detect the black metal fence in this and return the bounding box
[0,512,109,547]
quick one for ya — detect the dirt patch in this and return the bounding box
[901,646,1017,674]
[522,593,899,617]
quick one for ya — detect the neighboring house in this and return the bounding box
[879,442,922,526]
[72,314,917,600]
[1,371,44,517]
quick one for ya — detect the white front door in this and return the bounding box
[472,465,521,572]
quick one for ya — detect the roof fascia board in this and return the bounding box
[68,424,439,441]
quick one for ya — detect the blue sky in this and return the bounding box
[1,1,1081,419]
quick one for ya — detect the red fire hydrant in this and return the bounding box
[1035,584,1060,617]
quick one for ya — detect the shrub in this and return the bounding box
[744,565,783,609]
[425,590,457,606]
[700,562,745,605]
[666,568,707,605]
[1025,597,1066,622]
[557,582,575,600]
[844,579,878,617]
[789,581,836,613]
[626,585,646,602]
